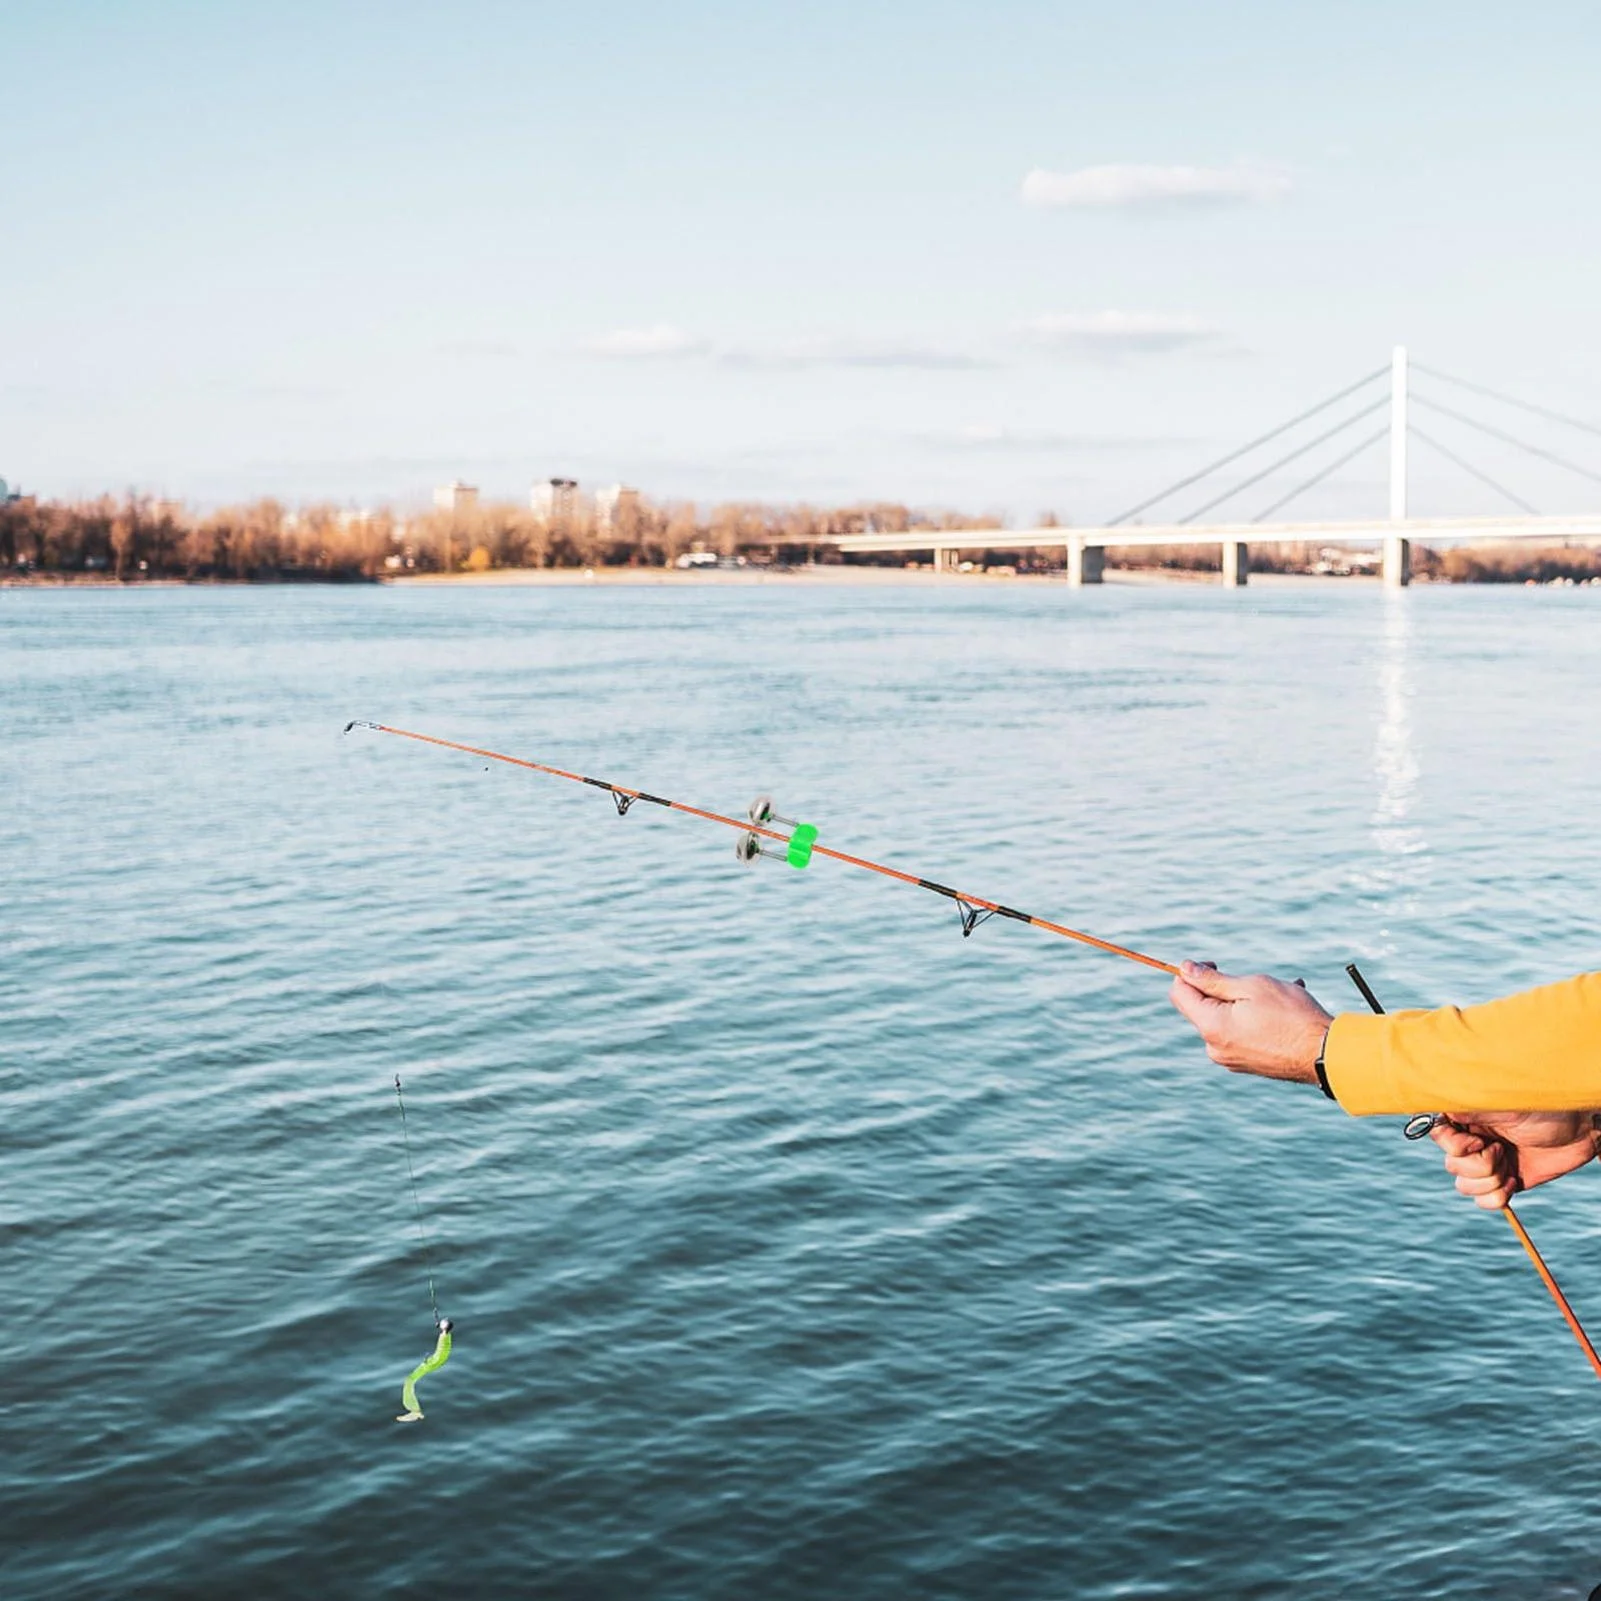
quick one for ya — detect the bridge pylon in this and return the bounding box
[1385,345,1411,586]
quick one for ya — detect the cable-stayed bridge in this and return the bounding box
[834,348,1601,586]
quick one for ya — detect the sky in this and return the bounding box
[5,0,1601,523]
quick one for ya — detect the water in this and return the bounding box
[4,577,1600,1600]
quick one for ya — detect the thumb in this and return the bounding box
[1178,961,1251,1001]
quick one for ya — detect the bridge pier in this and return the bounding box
[1065,535,1104,586]
[1221,540,1249,586]
[931,545,952,574]
[1383,534,1411,587]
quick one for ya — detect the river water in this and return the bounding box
[4,577,1600,1599]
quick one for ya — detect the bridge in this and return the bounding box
[835,349,1601,586]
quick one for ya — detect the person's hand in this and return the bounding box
[1428,1113,1598,1210]
[1168,961,1333,1085]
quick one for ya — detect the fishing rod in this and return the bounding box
[345,720,1597,1383]
[342,720,1175,972]
[1347,963,1601,1382]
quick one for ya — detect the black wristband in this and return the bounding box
[1312,1028,1336,1101]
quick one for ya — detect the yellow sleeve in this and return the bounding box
[1324,969,1601,1114]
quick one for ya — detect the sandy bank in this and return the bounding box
[385,565,1380,589]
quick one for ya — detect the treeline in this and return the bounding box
[6,495,1597,584]
[1099,540,1601,582]
[1411,543,1601,583]
[0,496,399,581]
[0,494,1002,581]
[1099,541,1331,575]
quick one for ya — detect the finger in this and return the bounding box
[1455,1171,1508,1198]
[1474,1186,1514,1211]
[1443,1150,1501,1179]
[1177,961,1252,1001]
[1169,979,1229,1032]
[1430,1124,1486,1157]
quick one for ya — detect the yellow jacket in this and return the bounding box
[1325,969,1601,1114]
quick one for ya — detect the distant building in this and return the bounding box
[531,477,579,525]
[595,484,640,534]
[435,480,479,512]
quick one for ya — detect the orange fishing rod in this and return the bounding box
[347,720,1599,1384]
[1503,1209,1601,1381]
[342,720,1176,974]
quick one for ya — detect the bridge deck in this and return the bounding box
[834,515,1601,554]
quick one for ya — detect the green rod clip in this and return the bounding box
[786,823,818,869]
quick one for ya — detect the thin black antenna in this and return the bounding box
[1344,962,1384,1015]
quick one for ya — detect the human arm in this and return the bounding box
[1322,970,1601,1114]
[1168,961,1601,1206]
[1168,962,1601,1114]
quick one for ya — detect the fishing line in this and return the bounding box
[394,1072,440,1328]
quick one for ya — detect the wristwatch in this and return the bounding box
[1312,1028,1336,1101]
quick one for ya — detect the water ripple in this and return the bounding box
[4,581,1601,1598]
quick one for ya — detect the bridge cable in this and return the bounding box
[1412,363,1601,442]
[1176,396,1389,525]
[1104,365,1388,527]
[1407,424,1540,516]
[1410,393,1601,489]
[1249,424,1390,524]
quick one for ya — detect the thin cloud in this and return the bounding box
[1021,162,1291,209]
[583,325,712,359]
[1017,311,1226,356]
[581,328,989,370]
[721,336,991,371]
[436,338,522,360]
[931,424,1212,453]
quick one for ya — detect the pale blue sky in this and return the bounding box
[5,1,1601,520]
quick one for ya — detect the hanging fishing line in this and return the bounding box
[394,1073,440,1327]
[393,1071,453,1421]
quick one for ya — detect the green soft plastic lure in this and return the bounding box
[397,1319,453,1423]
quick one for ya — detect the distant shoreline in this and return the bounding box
[2,565,1383,590]
[7,564,1601,591]
[8,493,1600,586]
[384,565,1372,588]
